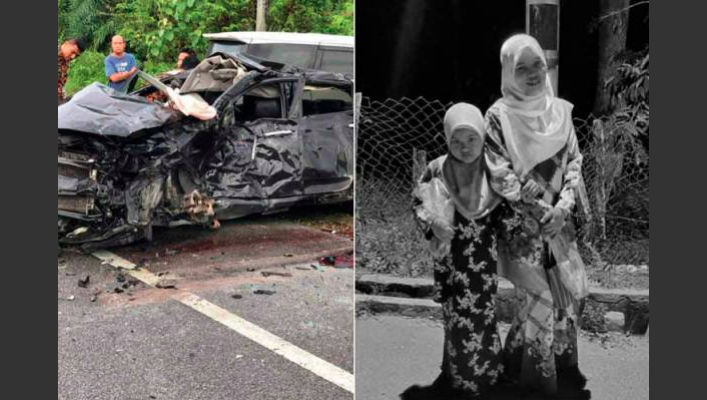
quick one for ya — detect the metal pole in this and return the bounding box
[526,0,560,94]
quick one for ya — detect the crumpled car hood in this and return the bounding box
[58,83,178,138]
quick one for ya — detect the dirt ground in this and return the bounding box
[280,204,354,241]
[357,218,648,290]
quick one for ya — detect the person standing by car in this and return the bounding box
[58,38,86,104]
[180,54,200,70]
[158,49,200,79]
[177,48,198,69]
[105,35,138,93]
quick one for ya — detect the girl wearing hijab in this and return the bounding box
[484,34,590,399]
[411,103,506,398]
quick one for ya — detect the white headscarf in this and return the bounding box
[443,102,486,145]
[494,34,574,178]
[441,103,501,220]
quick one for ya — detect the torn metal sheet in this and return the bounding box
[58,83,179,137]
[58,53,353,249]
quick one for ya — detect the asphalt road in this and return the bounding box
[355,315,649,400]
[58,218,353,400]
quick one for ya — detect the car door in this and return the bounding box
[205,77,304,218]
[297,83,354,195]
[247,78,303,202]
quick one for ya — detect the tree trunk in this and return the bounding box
[593,0,630,116]
[256,0,268,31]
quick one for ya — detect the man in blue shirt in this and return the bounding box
[105,35,138,92]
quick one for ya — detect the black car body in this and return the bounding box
[58,53,354,249]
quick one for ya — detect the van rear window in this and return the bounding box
[210,42,247,55]
[247,44,317,70]
[320,50,353,75]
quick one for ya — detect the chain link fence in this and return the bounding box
[356,96,649,278]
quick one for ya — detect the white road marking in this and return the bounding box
[92,250,137,270]
[92,250,354,393]
[178,293,354,392]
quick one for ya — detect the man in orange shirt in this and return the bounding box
[58,38,86,104]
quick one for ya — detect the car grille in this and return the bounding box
[58,151,97,216]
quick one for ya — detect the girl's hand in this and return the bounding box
[521,179,543,199]
[540,207,567,237]
[431,217,455,242]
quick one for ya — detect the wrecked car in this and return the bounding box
[58,53,354,249]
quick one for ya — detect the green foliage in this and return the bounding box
[606,49,649,137]
[58,0,69,41]
[268,0,353,35]
[141,60,175,76]
[61,0,120,50]
[114,0,355,63]
[115,0,255,63]
[579,50,650,264]
[64,50,107,96]
[59,0,353,93]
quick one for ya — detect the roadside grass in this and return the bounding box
[357,214,648,290]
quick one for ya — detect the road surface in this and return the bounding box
[59,216,353,400]
[356,314,649,400]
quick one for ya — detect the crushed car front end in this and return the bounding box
[58,53,353,250]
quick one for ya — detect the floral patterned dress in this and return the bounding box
[414,158,506,397]
[485,104,585,395]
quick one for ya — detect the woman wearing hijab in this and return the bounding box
[484,34,590,399]
[409,103,506,398]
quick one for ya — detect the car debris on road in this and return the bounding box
[318,254,353,269]
[77,274,90,288]
[261,271,293,278]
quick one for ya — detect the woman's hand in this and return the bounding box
[521,179,543,199]
[431,217,455,242]
[540,207,567,237]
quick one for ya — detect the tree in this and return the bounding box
[593,0,630,116]
[256,0,269,31]
[268,0,353,35]
[61,0,120,51]
[115,0,255,62]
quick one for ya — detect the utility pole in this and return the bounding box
[256,0,268,32]
[527,1,596,226]
[526,0,560,94]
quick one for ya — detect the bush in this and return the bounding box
[580,301,609,333]
[356,215,434,278]
[64,50,107,96]
[269,0,353,35]
[116,0,254,63]
[141,60,175,76]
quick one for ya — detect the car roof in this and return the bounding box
[203,31,354,48]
